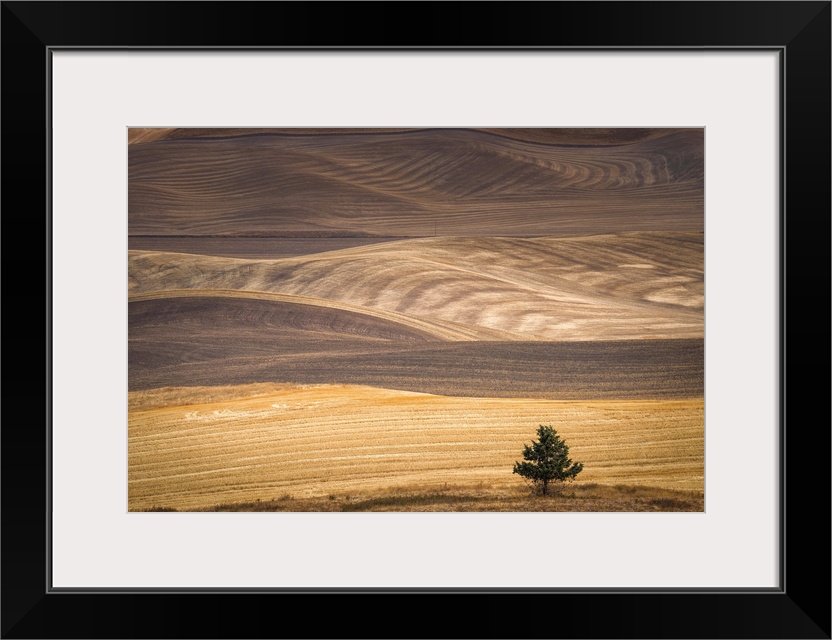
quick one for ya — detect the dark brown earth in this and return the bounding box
[129,128,703,237]
[129,296,703,399]
[127,236,408,259]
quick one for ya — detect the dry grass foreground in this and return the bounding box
[129,383,703,512]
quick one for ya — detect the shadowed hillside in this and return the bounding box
[129,307,703,397]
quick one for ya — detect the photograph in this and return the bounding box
[128,127,705,513]
[3,0,827,634]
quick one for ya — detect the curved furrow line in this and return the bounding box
[459,138,686,191]
[397,249,698,315]
[304,147,488,197]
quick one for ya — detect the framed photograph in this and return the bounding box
[3,2,829,638]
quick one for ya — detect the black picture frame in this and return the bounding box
[3,2,829,638]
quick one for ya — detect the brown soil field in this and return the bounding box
[128,127,690,147]
[129,128,703,237]
[129,233,703,342]
[127,236,407,259]
[129,289,506,342]
[128,383,703,512]
[129,295,702,398]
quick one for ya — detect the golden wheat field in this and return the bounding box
[128,383,703,511]
[128,127,705,512]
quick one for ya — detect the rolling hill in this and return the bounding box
[129,128,703,237]
[129,232,703,342]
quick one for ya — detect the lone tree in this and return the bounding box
[513,425,583,495]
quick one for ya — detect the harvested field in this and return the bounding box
[129,232,703,342]
[128,383,704,512]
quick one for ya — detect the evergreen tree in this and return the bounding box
[513,425,583,495]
